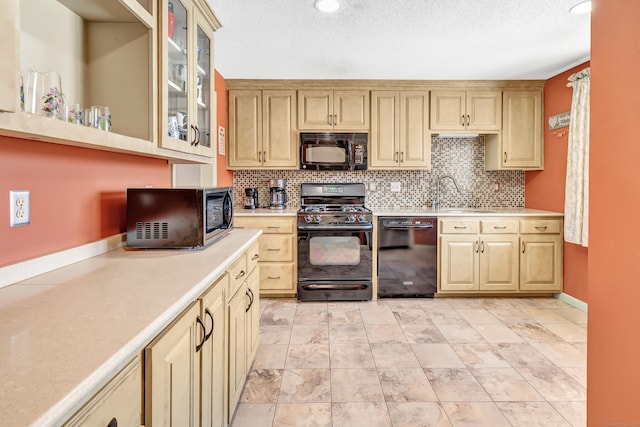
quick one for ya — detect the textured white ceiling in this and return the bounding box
[208,0,590,80]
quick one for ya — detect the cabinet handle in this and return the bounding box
[493,226,506,229]
[333,114,337,126]
[400,152,404,163]
[453,226,467,229]
[195,315,206,352]
[194,126,201,146]
[245,288,254,312]
[251,254,259,260]
[475,241,479,253]
[267,248,281,251]
[204,308,214,342]
[267,276,281,280]
[235,270,246,280]
[263,151,267,162]
[504,152,507,163]
[466,114,470,126]
[190,124,197,146]
[480,241,485,253]
[535,226,548,231]
[522,242,526,253]
[258,151,261,162]
[461,115,465,126]
[394,152,398,162]
[328,114,333,125]
[107,418,118,427]
[267,226,281,229]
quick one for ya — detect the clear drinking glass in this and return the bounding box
[91,106,111,131]
[39,71,64,119]
[64,103,83,125]
[23,69,40,114]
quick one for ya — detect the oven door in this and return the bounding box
[297,224,373,301]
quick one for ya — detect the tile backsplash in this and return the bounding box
[233,136,524,210]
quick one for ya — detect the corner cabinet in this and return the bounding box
[370,90,431,170]
[485,90,543,170]
[297,90,369,130]
[159,0,221,157]
[227,90,298,169]
[430,90,501,132]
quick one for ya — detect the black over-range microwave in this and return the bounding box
[126,187,233,249]
[300,132,368,171]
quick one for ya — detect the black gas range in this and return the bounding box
[296,183,373,301]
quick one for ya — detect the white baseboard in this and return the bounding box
[0,233,126,289]
[554,292,588,312]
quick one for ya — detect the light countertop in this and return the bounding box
[0,229,261,427]
[373,207,563,217]
[235,208,298,216]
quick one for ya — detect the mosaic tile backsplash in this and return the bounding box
[233,136,524,210]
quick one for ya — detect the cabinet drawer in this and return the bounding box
[259,235,294,262]
[247,242,260,273]
[228,253,248,297]
[480,219,518,234]
[235,217,294,234]
[259,264,295,291]
[520,219,562,234]
[63,358,142,427]
[440,219,479,234]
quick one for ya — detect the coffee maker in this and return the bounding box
[268,179,288,210]
[244,187,259,209]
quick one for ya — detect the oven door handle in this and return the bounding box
[297,224,373,232]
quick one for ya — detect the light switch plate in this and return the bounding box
[10,190,30,227]
[390,182,401,192]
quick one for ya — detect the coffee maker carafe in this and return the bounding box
[244,187,259,209]
[269,179,288,210]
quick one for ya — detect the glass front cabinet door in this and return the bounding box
[160,0,220,156]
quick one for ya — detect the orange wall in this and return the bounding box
[215,71,233,187]
[525,63,589,303]
[589,0,640,424]
[0,136,170,266]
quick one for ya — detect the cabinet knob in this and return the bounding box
[235,270,246,280]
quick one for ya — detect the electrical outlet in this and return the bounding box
[369,182,377,192]
[10,190,30,227]
[390,182,401,192]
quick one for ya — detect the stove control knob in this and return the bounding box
[305,215,314,223]
[314,215,322,223]
[347,214,357,223]
[357,214,367,223]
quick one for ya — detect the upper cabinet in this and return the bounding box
[430,90,501,132]
[298,90,369,131]
[0,0,220,164]
[227,89,298,169]
[370,90,431,170]
[159,0,220,157]
[485,90,543,170]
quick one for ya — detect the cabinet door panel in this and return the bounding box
[400,91,431,168]
[227,287,247,419]
[440,235,479,291]
[466,91,501,131]
[479,236,519,291]
[370,91,400,168]
[334,91,369,130]
[520,235,563,291]
[246,269,260,366]
[263,90,297,167]
[298,90,332,129]
[430,91,465,130]
[228,90,262,167]
[260,264,295,291]
[502,90,543,168]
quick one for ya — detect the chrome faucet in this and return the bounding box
[433,175,464,210]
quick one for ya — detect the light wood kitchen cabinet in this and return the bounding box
[440,218,519,292]
[228,90,298,169]
[63,357,142,427]
[145,301,201,427]
[297,90,369,130]
[430,90,501,132]
[370,91,431,170]
[485,90,543,170]
[235,216,297,297]
[519,219,563,291]
[245,269,260,367]
[159,0,221,157]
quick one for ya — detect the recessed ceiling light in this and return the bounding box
[570,0,592,14]
[314,0,340,13]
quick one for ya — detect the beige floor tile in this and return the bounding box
[285,344,330,369]
[332,402,392,427]
[231,403,276,427]
[516,366,586,401]
[470,322,525,343]
[359,307,398,325]
[471,368,543,401]
[571,342,587,354]
[240,369,283,403]
[399,320,448,344]
[452,343,510,368]
[253,344,289,369]
[435,323,486,344]
[327,307,362,324]
[289,323,329,345]
[331,368,385,402]
[378,368,438,402]
[329,322,369,344]
[386,402,453,427]
[260,324,293,345]
[441,402,511,426]
[261,307,297,326]
[496,401,572,426]
[487,307,535,323]
[330,342,375,368]
[492,342,556,368]
[392,308,432,324]
[455,308,501,324]
[278,369,331,403]
[370,343,421,368]
[529,341,587,367]
[562,367,587,388]
[537,322,587,343]
[294,307,328,325]
[424,368,491,402]
[364,322,408,344]
[521,308,574,323]
[385,298,427,311]
[272,403,332,427]
[549,401,587,427]
[427,308,468,325]
[506,322,563,343]
[445,298,486,309]
[556,307,588,325]
[411,343,466,368]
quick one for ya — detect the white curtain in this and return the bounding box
[564,68,590,247]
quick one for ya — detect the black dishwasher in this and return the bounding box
[377,217,438,298]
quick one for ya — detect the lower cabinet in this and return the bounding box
[439,216,562,295]
[63,357,143,427]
